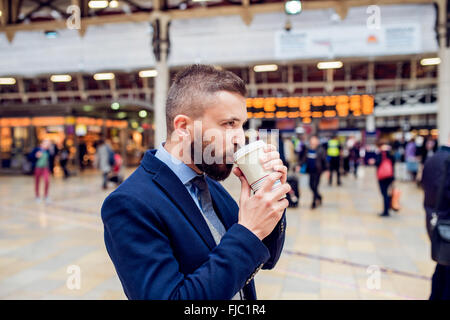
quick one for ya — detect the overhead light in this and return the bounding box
[0,78,16,85]
[45,30,58,39]
[111,102,120,110]
[0,11,2,17]
[317,61,343,69]
[109,0,119,8]
[50,75,72,82]
[420,57,441,66]
[139,70,158,78]
[94,73,115,80]
[285,0,302,15]
[139,110,148,118]
[253,64,278,72]
[117,112,127,119]
[88,1,109,9]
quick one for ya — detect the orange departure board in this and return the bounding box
[246,95,374,120]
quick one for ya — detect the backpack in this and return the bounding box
[377,151,393,180]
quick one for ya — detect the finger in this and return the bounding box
[273,198,289,212]
[235,168,251,204]
[259,171,282,194]
[260,151,280,164]
[233,166,243,178]
[269,182,291,202]
[273,164,288,184]
[262,159,283,171]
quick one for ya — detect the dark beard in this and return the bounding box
[190,141,234,181]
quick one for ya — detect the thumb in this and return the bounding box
[233,167,251,204]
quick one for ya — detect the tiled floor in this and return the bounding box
[0,166,435,300]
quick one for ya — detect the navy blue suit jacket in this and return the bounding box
[101,149,286,300]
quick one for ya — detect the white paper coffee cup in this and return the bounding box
[233,140,285,198]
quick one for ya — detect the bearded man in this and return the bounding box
[101,64,290,300]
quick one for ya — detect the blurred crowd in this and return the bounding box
[26,138,124,203]
[278,131,440,214]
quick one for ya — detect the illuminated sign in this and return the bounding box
[246,95,374,121]
[0,117,128,129]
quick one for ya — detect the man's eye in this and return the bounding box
[225,121,235,126]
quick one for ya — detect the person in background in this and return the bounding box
[421,137,437,166]
[95,139,113,190]
[372,139,395,217]
[78,142,87,171]
[30,139,52,204]
[405,138,418,182]
[295,133,307,170]
[327,135,341,186]
[302,135,328,209]
[342,138,351,175]
[59,141,70,179]
[421,134,450,300]
[349,140,361,178]
[48,140,58,175]
[109,145,124,186]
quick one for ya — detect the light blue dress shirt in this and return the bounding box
[155,143,204,213]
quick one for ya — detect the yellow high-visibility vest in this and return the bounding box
[327,139,340,157]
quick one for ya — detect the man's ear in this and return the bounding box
[173,114,191,139]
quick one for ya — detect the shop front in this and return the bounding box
[0,116,151,174]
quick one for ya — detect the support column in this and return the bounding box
[248,67,259,131]
[102,113,107,139]
[438,47,450,145]
[366,61,376,134]
[408,58,417,90]
[287,64,294,95]
[366,114,376,133]
[437,0,450,146]
[152,15,171,147]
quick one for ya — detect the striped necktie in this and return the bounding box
[190,175,226,245]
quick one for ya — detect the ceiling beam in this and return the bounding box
[10,0,22,24]
[240,0,253,26]
[76,0,89,18]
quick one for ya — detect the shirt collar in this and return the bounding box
[155,142,200,185]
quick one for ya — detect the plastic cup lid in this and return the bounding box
[233,140,266,162]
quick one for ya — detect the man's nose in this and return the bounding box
[231,128,245,147]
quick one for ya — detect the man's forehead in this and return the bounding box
[205,91,247,119]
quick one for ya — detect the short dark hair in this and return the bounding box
[165,64,247,134]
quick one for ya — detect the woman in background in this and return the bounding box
[373,139,395,217]
[30,139,52,204]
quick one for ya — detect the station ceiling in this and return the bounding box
[0,0,439,40]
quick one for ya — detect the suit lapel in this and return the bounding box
[152,164,217,250]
